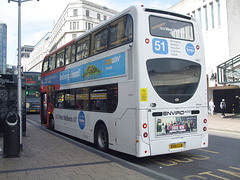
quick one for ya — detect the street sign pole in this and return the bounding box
[8,0,40,152]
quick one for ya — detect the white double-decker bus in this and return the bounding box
[40,5,208,157]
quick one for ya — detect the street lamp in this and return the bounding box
[8,0,39,151]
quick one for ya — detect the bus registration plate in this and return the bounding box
[169,143,184,150]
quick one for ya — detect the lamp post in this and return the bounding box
[8,0,39,151]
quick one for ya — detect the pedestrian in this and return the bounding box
[209,98,215,115]
[220,99,226,117]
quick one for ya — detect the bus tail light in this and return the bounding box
[145,38,150,44]
[203,127,207,131]
[143,123,147,129]
[196,45,200,50]
[143,132,148,138]
[203,119,207,123]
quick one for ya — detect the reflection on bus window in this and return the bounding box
[65,89,75,109]
[91,27,108,55]
[65,46,71,65]
[149,16,194,41]
[90,86,107,112]
[56,50,64,68]
[43,58,49,72]
[49,54,56,71]
[55,91,64,108]
[110,15,133,48]
[76,36,90,61]
[76,88,89,110]
[71,44,76,63]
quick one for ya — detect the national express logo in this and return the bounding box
[185,43,195,56]
[78,111,85,130]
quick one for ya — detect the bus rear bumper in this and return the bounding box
[149,134,207,156]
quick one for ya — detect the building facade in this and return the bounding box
[0,23,7,74]
[169,0,240,113]
[21,45,34,72]
[28,0,118,72]
[168,0,240,87]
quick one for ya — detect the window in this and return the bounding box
[210,2,214,28]
[149,16,194,41]
[43,58,49,72]
[73,9,78,16]
[109,15,133,49]
[65,46,71,65]
[55,91,65,108]
[216,0,221,26]
[49,54,56,71]
[147,58,201,103]
[91,27,108,55]
[86,10,89,17]
[71,44,76,63]
[56,50,64,68]
[97,13,101,20]
[204,5,208,31]
[104,15,107,21]
[76,88,89,110]
[89,84,118,112]
[76,36,90,61]
[65,89,75,109]
[73,22,76,30]
[90,86,107,112]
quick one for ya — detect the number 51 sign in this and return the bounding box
[152,38,168,54]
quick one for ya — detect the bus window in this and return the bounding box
[109,14,133,49]
[76,36,90,61]
[146,58,201,103]
[76,88,89,110]
[90,86,107,112]
[56,50,65,68]
[49,54,56,71]
[71,44,76,63]
[65,46,71,65]
[91,27,108,55]
[149,16,194,41]
[43,58,49,72]
[55,91,64,108]
[108,84,118,113]
[65,89,75,109]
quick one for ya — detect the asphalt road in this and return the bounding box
[27,114,240,180]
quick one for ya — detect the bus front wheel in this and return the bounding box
[95,124,109,152]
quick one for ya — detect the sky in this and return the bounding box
[0,0,181,65]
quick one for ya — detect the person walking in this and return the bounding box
[220,99,226,117]
[209,98,215,115]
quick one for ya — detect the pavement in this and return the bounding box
[0,113,239,180]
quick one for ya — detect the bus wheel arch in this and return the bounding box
[94,120,109,151]
[49,114,54,131]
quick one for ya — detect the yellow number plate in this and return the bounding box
[169,143,184,149]
[30,110,36,112]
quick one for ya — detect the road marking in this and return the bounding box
[198,149,220,154]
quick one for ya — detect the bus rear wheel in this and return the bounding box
[95,124,109,152]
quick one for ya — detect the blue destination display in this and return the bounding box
[41,52,125,86]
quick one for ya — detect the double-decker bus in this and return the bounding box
[24,72,41,113]
[40,5,208,157]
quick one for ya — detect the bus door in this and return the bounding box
[41,93,47,125]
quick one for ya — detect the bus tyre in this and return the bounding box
[95,124,109,152]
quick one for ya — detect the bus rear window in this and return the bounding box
[147,58,201,103]
[149,16,194,41]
